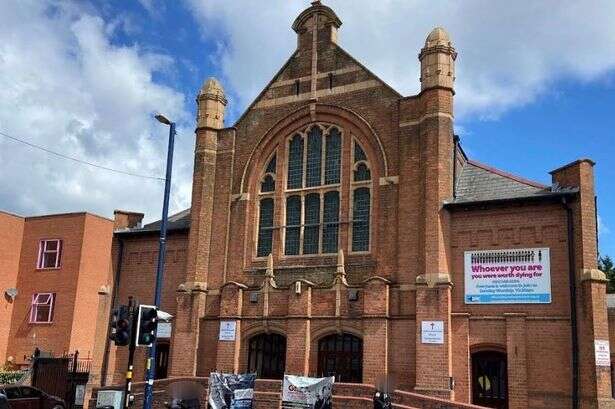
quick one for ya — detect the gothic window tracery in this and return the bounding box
[255,123,373,258]
[351,141,371,252]
[257,154,277,257]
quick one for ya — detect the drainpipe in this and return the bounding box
[452,135,460,198]
[564,196,579,409]
[100,236,124,386]
[595,195,600,262]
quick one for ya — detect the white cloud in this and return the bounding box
[0,1,194,221]
[3,0,615,224]
[186,0,615,120]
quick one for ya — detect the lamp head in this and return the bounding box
[154,113,172,125]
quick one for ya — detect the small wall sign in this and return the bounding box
[421,321,444,344]
[157,322,172,339]
[595,340,611,367]
[219,320,237,341]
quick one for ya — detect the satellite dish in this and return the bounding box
[5,288,18,301]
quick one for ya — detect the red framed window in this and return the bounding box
[30,293,55,324]
[37,239,62,269]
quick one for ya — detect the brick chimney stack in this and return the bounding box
[113,210,144,230]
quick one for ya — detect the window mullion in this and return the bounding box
[319,191,324,253]
[302,134,307,189]
[321,129,326,186]
[48,294,54,322]
[55,241,60,267]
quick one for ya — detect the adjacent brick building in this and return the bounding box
[0,211,115,367]
[91,2,613,408]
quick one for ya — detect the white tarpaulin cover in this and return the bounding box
[208,373,256,409]
[281,375,334,409]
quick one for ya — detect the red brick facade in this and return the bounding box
[0,211,114,366]
[0,211,24,365]
[90,3,612,408]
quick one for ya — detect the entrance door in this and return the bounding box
[317,333,363,383]
[472,351,508,409]
[155,342,170,379]
[247,333,287,379]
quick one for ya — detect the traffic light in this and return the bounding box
[110,305,132,346]
[136,304,158,347]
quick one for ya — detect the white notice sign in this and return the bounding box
[421,321,444,344]
[157,322,172,339]
[595,340,611,367]
[464,248,551,304]
[219,320,237,341]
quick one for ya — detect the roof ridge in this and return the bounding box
[467,159,548,189]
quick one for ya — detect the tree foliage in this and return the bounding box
[0,371,24,384]
[599,255,615,293]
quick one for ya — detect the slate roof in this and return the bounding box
[448,160,577,206]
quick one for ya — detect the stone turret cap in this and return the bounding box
[198,77,227,105]
[425,27,452,47]
[292,0,342,33]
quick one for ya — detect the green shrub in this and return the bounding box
[0,371,25,385]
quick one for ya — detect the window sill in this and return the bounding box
[249,253,375,271]
[29,322,54,325]
[35,267,61,271]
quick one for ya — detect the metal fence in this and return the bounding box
[31,351,91,409]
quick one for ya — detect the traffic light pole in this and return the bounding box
[143,121,176,409]
[123,299,137,408]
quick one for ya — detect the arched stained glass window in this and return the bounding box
[261,174,275,192]
[255,123,373,259]
[306,127,323,187]
[325,127,341,185]
[266,155,277,174]
[285,195,301,255]
[322,191,340,253]
[351,139,371,252]
[352,187,370,252]
[354,163,371,182]
[287,135,303,189]
[303,193,320,254]
[257,153,277,257]
[257,198,274,257]
[354,143,367,162]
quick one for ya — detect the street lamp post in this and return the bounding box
[143,113,176,409]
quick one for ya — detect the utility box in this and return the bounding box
[96,390,123,409]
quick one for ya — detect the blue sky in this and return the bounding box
[1,0,614,257]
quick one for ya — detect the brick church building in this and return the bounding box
[91,2,613,408]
